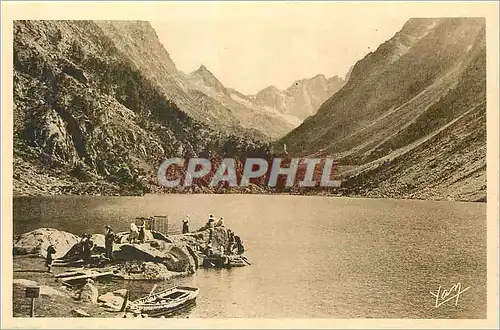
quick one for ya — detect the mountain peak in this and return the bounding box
[192,64,213,76]
[255,85,282,98]
[263,85,280,92]
[288,74,328,90]
[312,74,326,80]
[189,65,229,96]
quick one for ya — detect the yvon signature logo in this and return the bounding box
[430,282,470,308]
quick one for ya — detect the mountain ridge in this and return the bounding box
[12,18,486,201]
[281,17,486,201]
[13,20,273,195]
[249,74,346,120]
[186,62,347,124]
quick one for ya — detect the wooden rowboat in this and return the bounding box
[127,286,199,317]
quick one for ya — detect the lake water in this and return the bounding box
[13,194,487,318]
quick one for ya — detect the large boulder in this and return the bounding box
[79,280,98,304]
[13,228,80,258]
[114,261,181,280]
[98,290,128,310]
[172,227,229,252]
[113,241,195,273]
[114,243,169,262]
[61,241,84,260]
[186,245,202,269]
[163,245,195,273]
[61,233,108,260]
[150,231,171,243]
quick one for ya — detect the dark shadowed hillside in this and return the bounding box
[281,18,486,201]
[89,21,300,139]
[13,20,271,195]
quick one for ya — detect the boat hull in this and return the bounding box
[128,286,199,317]
[140,298,197,317]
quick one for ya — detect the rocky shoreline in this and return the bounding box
[13,225,248,318]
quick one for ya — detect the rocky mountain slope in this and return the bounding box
[185,65,346,132]
[14,18,486,201]
[13,20,271,196]
[251,74,345,120]
[184,64,300,138]
[281,18,486,202]
[93,21,305,140]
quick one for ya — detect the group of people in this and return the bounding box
[228,230,245,255]
[129,220,147,244]
[204,230,244,257]
[44,212,245,272]
[81,227,115,265]
[199,214,244,257]
[181,214,225,234]
[44,219,152,272]
[44,231,98,272]
[78,226,115,268]
[104,220,149,261]
[206,214,225,229]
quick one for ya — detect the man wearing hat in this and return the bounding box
[208,214,215,229]
[182,215,190,234]
[81,233,94,265]
[45,243,57,273]
[104,225,115,260]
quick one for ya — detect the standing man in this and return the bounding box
[208,214,215,229]
[182,216,190,234]
[129,223,139,244]
[104,225,115,260]
[208,228,213,243]
[227,230,235,254]
[138,220,146,244]
[45,243,57,273]
[82,234,94,266]
[235,236,245,255]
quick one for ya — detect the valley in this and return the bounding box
[13,18,486,201]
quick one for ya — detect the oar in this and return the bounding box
[241,256,251,265]
[147,284,158,299]
[119,290,130,312]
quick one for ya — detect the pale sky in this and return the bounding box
[150,3,411,95]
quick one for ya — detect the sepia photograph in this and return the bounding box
[2,1,499,328]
